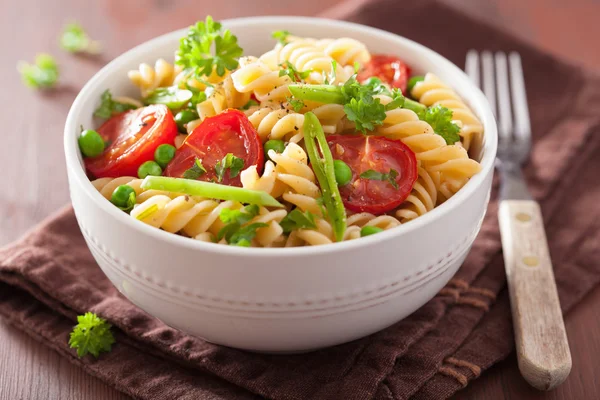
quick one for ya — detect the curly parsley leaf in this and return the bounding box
[94,89,137,119]
[420,105,461,145]
[280,209,317,234]
[218,205,267,246]
[176,16,243,78]
[215,153,245,182]
[360,169,399,189]
[17,54,59,90]
[60,22,101,54]
[68,312,115,358]
[182,158,207,180]
[344,96,387,133]
[272,30,291,44]
[279,62,311,83]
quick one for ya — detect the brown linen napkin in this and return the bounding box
[1,1,600,399]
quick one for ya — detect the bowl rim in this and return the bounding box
[64,15,497,257]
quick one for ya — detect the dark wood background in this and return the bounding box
[1,0,599,399]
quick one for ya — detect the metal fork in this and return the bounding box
[466,51,571,390]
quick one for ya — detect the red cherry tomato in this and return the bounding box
[327,134,418,214]
[164,109,263,186]
[357,54,411,94]
[85,105,177,178]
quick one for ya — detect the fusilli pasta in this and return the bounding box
[410,73,484,154]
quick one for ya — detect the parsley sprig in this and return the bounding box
[280,209,317,233]
[60,22,101,54]
[215,153,245,182]
[272,30,291,44]
[176,16,243,78]
[419,105,461,144]
[17,54,59,90]
[217,204,268,246]
[68,312,115,358]
[360,169,399,189]
[94,89,137,119]
[279,62,311,82]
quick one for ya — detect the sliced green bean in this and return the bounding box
[303,112,346,241]
[140,176,284,208]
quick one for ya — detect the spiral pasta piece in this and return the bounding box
[195,74,251,121]
[259,39,351,84]
[410,73,484,153]
[231,57,292,103]
[314,38,371,67]
[127,59,178,97]
[246,107,306,143]
[395,167,438,222]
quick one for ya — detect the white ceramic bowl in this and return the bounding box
[64,16,497,352]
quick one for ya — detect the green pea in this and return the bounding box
[333,159,352,186]
[78,129,105,157]
[111,185,136,211]
[154,144,176,168]
[407,76,425,93]
[174,109,199,132]
[360,226,384,237]
[264,139,286,160]
[138,161,162,179]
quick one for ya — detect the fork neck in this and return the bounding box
[497,161,533,201]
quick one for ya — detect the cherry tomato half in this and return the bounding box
[357,54,412,94]
[327,134,418,214]
[85,104,177,178]
[164,109,263,186]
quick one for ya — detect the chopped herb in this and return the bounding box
[360,169,399,189]
[176,16,243,78]
[420,105,461,144]
[185,83,208,107]
[60,22,101,54]
[353,61,361,73]
[241,99,259,110]
[215,153,245,182]
[287,97,305,112]
[280,209,317,233]
[217,205,268,246]
[68,312,115,358]
[17,53,59,89]
[182,158,207,179]
[272,30,291,44]
[279,62,311,82]
[94,89,137,119]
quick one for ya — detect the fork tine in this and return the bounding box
[465,50,480,88]
[481,51,497,119]
[508,52,532,141]
[495,52,513,141]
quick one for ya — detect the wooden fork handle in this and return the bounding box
[498,200,571,390]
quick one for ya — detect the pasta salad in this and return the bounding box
[80,17,484,247]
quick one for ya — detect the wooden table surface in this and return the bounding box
[1,0,598,399]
